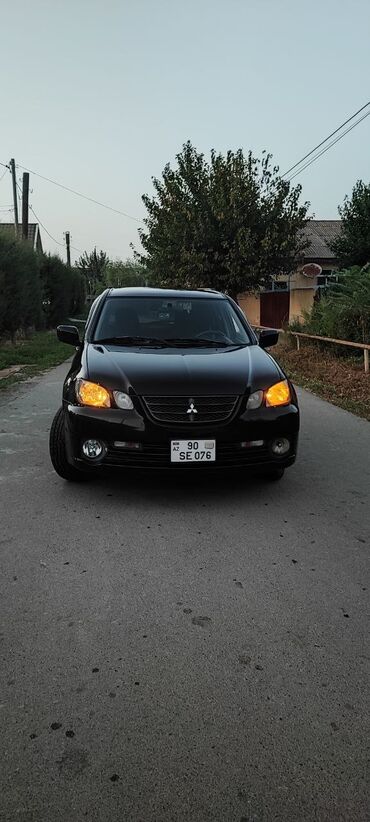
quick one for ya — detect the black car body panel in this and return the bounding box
[83,343,282,397]
[63,404,298,471]
[56,287,299,475]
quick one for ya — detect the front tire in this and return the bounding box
[49,408,89,482]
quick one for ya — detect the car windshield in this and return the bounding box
[93,296,251,346]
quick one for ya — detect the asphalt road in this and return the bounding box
[0,362,369,822]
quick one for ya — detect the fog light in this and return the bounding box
[271,437,290,456]
[82,439,104,459]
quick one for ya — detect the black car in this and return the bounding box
[49,288,299,481]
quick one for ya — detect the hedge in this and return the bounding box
[0,230,85,340]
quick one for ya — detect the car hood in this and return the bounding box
[85,343,282,396]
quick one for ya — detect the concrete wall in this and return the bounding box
[289,288,315,323]
[239,269,317,326]
[238,258,337,326]
[238,293,260,325]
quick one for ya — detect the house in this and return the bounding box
[238,220,342,328]
[0,222,43,254]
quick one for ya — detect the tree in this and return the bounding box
[0,230,43,340]
[105,258,149,288]
[136,141,310,301]
[71,269,86,314]
[0,231,85,338]
[299,265,370,344]
[41,255,72,327]
[77,247,109,294]
[331,181,370,269]
[41,255,86,326]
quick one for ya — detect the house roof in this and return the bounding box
[0,222,42,250]
[303,220,341,261]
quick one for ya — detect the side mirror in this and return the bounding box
[259,329,279,349]
[57,325,80,346]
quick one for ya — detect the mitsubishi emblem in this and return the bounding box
[187,401,198,418]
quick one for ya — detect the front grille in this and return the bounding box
[142,395,239,425]
[104,442,271,469]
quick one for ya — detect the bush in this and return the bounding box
[290,266,370,345]
[41,255,86,326]
[71,269,86,315]
[0,231,87,340]
[0,230,44,340]
[104,259,149,288]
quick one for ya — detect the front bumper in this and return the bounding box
[63,400,299,472]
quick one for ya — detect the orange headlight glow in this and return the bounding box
[76,379,111,408]
[265,380,291,408]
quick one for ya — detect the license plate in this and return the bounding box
[171,440,216,463]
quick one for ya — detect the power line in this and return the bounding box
[4,103,368,248]
[16,162,142,223]
[286,110,370,182]
[282,101,370,178]
[2,163,112,257]
[19,177,88,256]
[287,111,370,181]
[29,204,83,256]
[29,204,65,247]
[16,180,23,209]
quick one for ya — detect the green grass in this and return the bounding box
[0,330,72,390]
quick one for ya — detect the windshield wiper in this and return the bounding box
[93,336,168,347]
[93,336,242,348]
[162,338,230,347]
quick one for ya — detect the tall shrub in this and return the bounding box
[0,230,43,339]
[71,269,86,315]
[298,266,370,344]
[41,255,86,326]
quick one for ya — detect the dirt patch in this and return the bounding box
[0,364,32,381]
[274,337,370,421]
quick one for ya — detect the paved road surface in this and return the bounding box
[0,362,369,822]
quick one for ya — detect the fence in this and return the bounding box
[253,326,370,374]
[290,331,369,374]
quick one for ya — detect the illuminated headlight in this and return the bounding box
[247,390,263,410]
[77,379,110,408]
[113,391,134,410]
[265,380,291,407]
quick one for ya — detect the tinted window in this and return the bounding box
[93,297,251,345]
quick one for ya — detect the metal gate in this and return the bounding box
[260,292,290,329]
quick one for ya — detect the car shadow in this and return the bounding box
[62,466,298,513]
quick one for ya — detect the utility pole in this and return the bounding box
[22,173,29,242]
[9,159,19,236]
[65,231,71,266]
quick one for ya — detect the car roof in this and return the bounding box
[107,287,225,300]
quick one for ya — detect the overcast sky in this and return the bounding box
[1,0,369,264]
